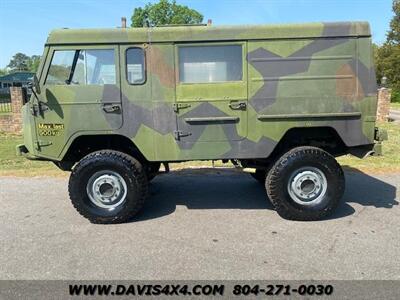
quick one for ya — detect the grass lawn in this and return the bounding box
[1,121,399,177]
[391,102,400,110]
[0,134,65,177]
[337,121,400,173]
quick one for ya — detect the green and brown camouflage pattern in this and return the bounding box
[21,21,378,162]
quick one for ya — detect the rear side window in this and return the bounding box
[179,45,242,83]
[126,48,145,84]
[46,49,116,85]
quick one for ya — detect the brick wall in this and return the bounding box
[377,88,391,122]
[0,87,24,133]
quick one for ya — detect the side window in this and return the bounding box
[46,50,75,85]
[126,48,145,84]
[46,49,116,85]
[179,45,242,83]
[84,50,116,84]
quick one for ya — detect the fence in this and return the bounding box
[0,88,12,113]
[0,87,24,133]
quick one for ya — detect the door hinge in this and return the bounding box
[173,103,191,113]
[35,140,53,150]
[30,102,49,116]
[174,130,192,140]
[30,103,39,116]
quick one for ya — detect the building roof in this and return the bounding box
[46,21,371,45]
[0,72,34,82]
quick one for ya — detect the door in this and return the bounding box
[175,42,248,145]
[119,44,158,160]
[34,45,122,159]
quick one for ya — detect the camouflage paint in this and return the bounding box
[23,22,378,162]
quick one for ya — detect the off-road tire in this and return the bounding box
[68,150,148,224]
[250,169,267,183]
[266,146,345,221]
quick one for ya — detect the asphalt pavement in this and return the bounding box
[389,109,400,122]
[0,168,399,280]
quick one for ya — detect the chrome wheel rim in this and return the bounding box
[86,170,127,210]
[287,167,327,206]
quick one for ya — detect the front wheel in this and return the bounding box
[265,146,345,221]
[68,150,148,224]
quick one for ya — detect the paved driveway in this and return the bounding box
[390,109,400,122]
[0,169,399,279]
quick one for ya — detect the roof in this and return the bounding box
[46,21,371,45]
[0,72,34,82]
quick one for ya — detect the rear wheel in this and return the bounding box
[68,150,148,224]
[265,146,345,221]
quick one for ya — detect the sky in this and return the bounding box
[0,0,395,69]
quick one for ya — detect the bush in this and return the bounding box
[391,88,400,103]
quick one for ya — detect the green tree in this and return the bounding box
[131,0,203,27]
[0,68,8,76]
[387,0,400,44]
[376,44,400,84]
[27,55,41,73]
[374,0,400,102]
[7,53,30,71]
[6,53,41,73]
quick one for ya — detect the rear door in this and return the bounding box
[34,45,122,158]
[175,42,248,145]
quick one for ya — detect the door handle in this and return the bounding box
[102,104,121,113]
[229,101,247,110]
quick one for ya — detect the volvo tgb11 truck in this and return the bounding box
[17,22,387,223]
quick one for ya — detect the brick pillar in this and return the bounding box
[376,88,391,122]
[9,87,24,133]
[10,87,24,113]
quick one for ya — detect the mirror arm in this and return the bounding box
[31,88,39,101]
[27,82,39,101]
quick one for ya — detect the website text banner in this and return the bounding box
[0,280,399,299]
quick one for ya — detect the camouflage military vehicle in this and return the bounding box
[17,21,386,223]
